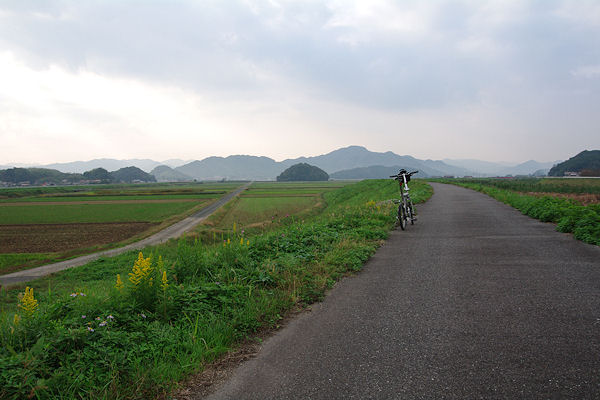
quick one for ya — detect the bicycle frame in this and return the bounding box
[390,170,418,230]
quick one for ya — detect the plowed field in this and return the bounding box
[0,222,157,253]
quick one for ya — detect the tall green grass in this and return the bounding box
[0,179,432,399]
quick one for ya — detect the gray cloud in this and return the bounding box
[2,1,599,108]
[1,0,599,163]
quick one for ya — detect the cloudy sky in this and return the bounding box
[1,0,599,165]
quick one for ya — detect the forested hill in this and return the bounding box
[548,150,600,176]
[0,166,156,186]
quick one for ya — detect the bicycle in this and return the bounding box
[390,169,418,230]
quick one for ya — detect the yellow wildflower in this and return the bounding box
[233,222,237,234]
[13,314,20,326]
[115,274,124,290]
[240,237,244,246]
[128,252,153,287]
[161,270,169,291]
[18,287,38,318]
[246,240,250,246]
[227,238,231,245]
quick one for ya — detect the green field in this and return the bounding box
[0,182,242,273]
[0,182,241,200]
[216,196,319,227]
[0,179,432,400]
[196,181,352,240]
[0,193,222,203]
[0,201,205,224]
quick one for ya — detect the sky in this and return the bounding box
[1,0,599,165]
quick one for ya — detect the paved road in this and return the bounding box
[0,183,250,286]
[203,182,600,399]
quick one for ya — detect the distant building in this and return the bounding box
[564,171,580,177]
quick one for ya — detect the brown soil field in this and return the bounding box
[0,199,199,206]
[524,192,600,206]
[0,222,157,253]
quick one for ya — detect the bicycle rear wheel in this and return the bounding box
[397,203,407,230]
[408,199,415,225]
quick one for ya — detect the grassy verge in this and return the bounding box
[434,179,600,246]
[0,180,432,400]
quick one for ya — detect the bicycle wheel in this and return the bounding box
[397,203,407,230]
[408,199,415,225]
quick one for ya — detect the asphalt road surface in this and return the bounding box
[0,183,250,285]
[203,182,600,400]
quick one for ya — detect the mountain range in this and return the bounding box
[2,146,560,181]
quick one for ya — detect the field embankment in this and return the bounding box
[433,178,600,246]
[0,179,431,400]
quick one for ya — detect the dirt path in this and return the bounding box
[0,183,250,286]
[198,182,600,399]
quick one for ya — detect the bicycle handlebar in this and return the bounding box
[390,170,418,178]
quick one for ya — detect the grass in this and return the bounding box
[215,196,319,227]
[0,254,54,274]
[0,179,432,400]
[0,201,206,224]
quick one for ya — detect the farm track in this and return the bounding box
[200,182,600,400]
[0,183,251,285]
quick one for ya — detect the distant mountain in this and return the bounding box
[443,159,512,175]
[330,165,430,180]
[151,165,193,182]
[160,159,193,168]
[548,150,600,176]
[111,166,156,183]
[43,159,163,173]
[277,163,329,181]
[1,166,157,186]
[83,168,113,183]
[444,158,560,176]
[0,167,83,185]
[4,146,562,181]
[283,146,469,177]
[498,160,558,177]
[172,146,473,180]
[175,155,282,180]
